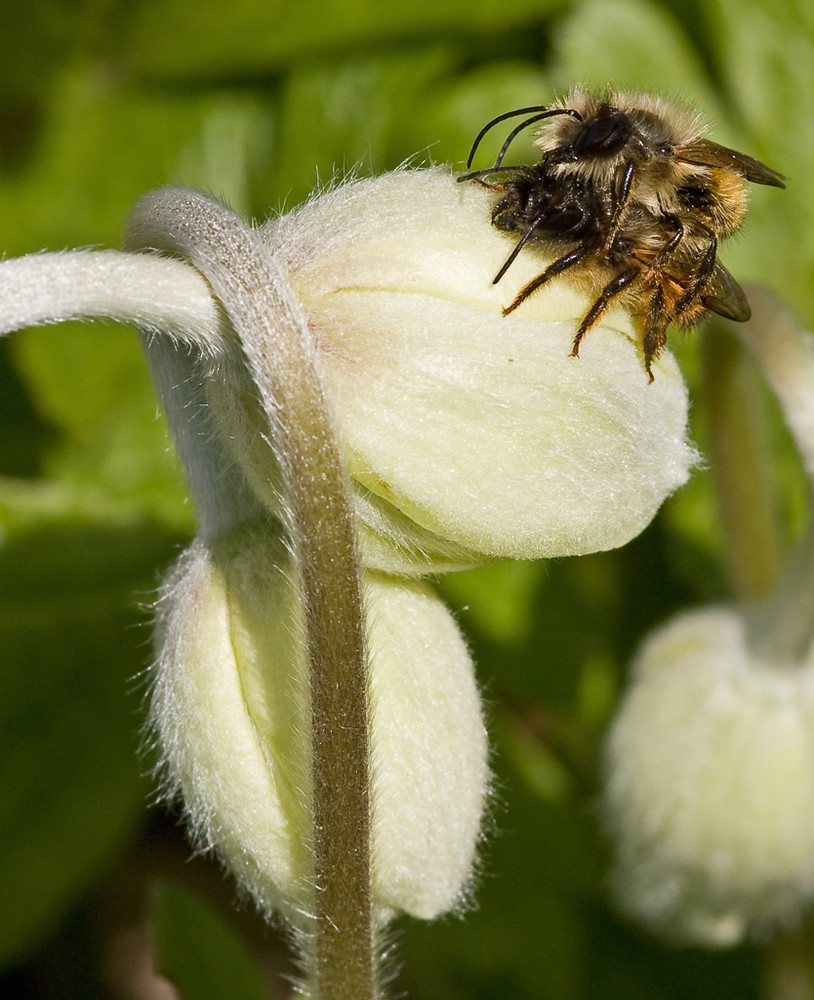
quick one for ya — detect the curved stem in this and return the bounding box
[0,249,220,348]
[0,249,257,536]
[126,190,376,999]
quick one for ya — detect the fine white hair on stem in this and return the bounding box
[0,249,224,353]
[125,186,377,999]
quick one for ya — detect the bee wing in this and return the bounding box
[701,262,751,322]
[677,139,786,188]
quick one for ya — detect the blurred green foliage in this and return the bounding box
[1,0,811,996]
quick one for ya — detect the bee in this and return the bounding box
[459,89,785,379]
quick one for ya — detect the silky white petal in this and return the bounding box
[150,537,312,922]
[366,572,488,918]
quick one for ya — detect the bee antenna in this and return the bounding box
[492,109,582,170]
[466,107,582,169]
[467,106,545,168]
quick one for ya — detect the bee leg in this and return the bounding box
[471,177,503,191]
[502,244,591,315]
[571,266,641,356]
[602,160,636,255]
[632,215,685,293]
[675,230,718,315]
[642,286,669,383]
[630,218,686,380]
[458,164,527,186]
[651,214,684,269]
[493,221,547,285]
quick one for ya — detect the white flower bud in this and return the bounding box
[150,525,488,926]
[603,606,814,945]
[602,294,814,948]
[204,170,694,573]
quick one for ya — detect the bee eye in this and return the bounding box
[574,113,631,155]
[546,207,585,232]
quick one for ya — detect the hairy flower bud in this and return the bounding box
[204,170,694,573]
[603,606,814,945]
[150,525,488,925]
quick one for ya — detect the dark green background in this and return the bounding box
[1,0,812,996]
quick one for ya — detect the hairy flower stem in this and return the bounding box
[126,190,377,999]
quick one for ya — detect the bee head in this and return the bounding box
[491,168,594,238]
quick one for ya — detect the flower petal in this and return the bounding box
[366,570,489,918]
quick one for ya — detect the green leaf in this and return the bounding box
[8,323,192,531]
[0,64,267,254]
[549,0,722,115]
[0,0,83,103]
[0,520,180,966]
[128,0,569,79]
[263,45,459,205]
[152,881,270,1000]
[439,560,546,645]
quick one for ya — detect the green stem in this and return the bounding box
[127,190,377,999]
[724,288,814,666]
[763,919,814,1000]
[702,318,783,599]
